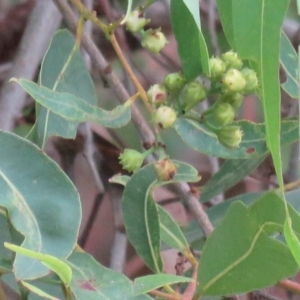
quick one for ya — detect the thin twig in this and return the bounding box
[278,279,300,295]
[53,0,155,146]
[0,0,62,131]
[53,0,214,237]
[175,182,214,236]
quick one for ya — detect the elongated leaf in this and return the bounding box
[122,160,199,273]
[200,156,266,202]
[284,44,300,266]
[13,79,131,129]
[133,274,192,296]
[175,118,298,159]
[5,243,72,285]
[158,205,190,252]
[0,131,81,279]
[217,0,289,193]
[280,32,299,98]
[67,252,135,300]
[21,281,60,300]
[170,0,209,80]
[33,29,97,147]
[196,192,298,296]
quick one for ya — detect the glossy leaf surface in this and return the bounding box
[216,0,289,200]
[186,190,300,247]
[196,192,298,296]
[13,79,131,129]
[158,205,190,252]
[33,29,97,147]
[67,252,152,300]
[0,131,81,279]
[175,118,298,159]
[170,0,209,80]
[122,161,199,273]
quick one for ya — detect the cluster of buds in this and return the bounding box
[209,50,259,97]
[201,51,259,148]
[147,73,185,129]
[125,10,167,54]
[147,72,206,130]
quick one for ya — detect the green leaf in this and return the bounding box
[133,274,192,296]
[284,217,300,267]
[13,78,131,130]
[31,29,97,147]
[0,131,81,280]
[280,32,299,98]
[122,160,199,273]
[216,0,289,190]
[67,251,135,300]
[175,118,298,159]
[186,190,300,248]
[170,0,209,80]
[21,281,60,300]
[122,164,162,273]
[196,192,298,296]
[5,243,72,285]
[158,205,190,252]
[200,156,266,202]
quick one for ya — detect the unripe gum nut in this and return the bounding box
[147,84,167,105]
[216,126,243,149]
[163,72,186,93]
[221,51,243,70]
[222,69,246,93]
[241,68,258,91]
[153,106,177,129]
[183,81,206,111]
[119,149,144,172]
[219,93,243,109]
[141,29,168,54]
[205,102,235,128]
[125,10,150,33]
[209,57,226,78]
[155,159,177,181]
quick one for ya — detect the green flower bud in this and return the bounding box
[241,68,258,92]
[209,57,226,79]
[147,84,167,106]
[163,72,186,94]
[204,102,235,128]
[119,149,145,172]
[219,93,244,109]
[155,159,177,181]
[125,10,150,33]
[216,125,243,149]
[182,81,207,111]
[221,51,243,70]
[222,69,246,93]
[141,28,168,54]
[153,105,177,129]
